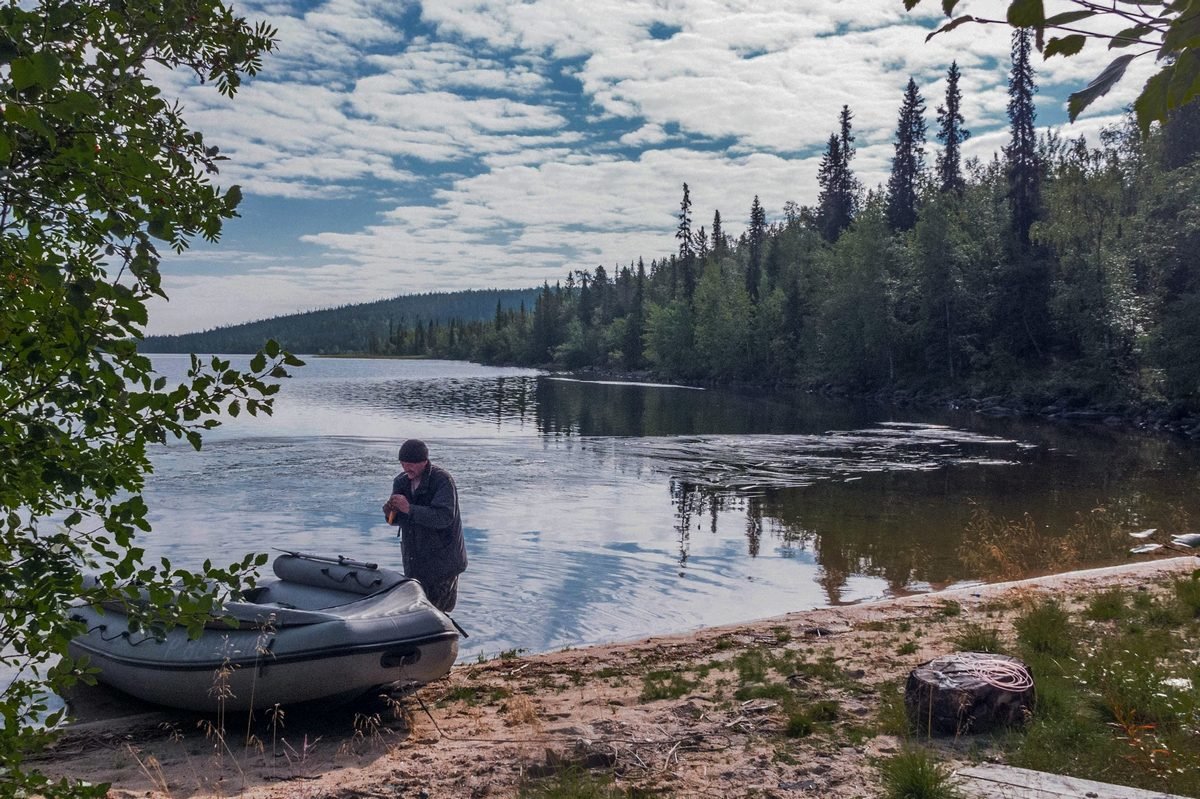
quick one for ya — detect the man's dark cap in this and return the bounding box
[398,439,429,463]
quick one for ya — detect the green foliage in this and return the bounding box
[878,747,962,799]
[643,299,698,379]
[0,2,300,795]
[1034,135,1137,381]
[907,0,1200,129]
[693,261,754,380]
[815,200,902,387]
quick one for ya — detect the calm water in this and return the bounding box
[134,355,1200,660]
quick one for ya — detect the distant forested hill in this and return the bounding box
[142,288,541,354]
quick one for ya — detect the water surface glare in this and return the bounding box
[135,356,1200,660]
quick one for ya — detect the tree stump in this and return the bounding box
[905,652,1035,736]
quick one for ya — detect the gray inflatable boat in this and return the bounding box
[68,552,460,712]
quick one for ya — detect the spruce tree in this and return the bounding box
[886,78,927,232]
[712,210,724,256]
[816,106,859,241]
[936,61,970,194]
[747,195,767,301]
[1005,28,1040,248]
[816,133,844,242]
[676,183,696,299]
[839,105,856,166]
[625,258,647,369]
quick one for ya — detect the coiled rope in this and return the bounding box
[938,652,1034,692]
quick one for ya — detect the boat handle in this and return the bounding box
[320,567,382,589]
[381,649,421,668]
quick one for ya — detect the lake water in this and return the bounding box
[136,355,1200,661]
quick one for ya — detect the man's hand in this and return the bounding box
[386,494,411,516]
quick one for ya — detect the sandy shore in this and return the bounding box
[35,555,1198,798]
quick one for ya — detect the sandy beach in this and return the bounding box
[34,555,1199,798]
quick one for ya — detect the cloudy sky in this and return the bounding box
[144,0,1156,335]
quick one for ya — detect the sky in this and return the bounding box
[144,0,1158,335]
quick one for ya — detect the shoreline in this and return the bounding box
[38,554,1198,798]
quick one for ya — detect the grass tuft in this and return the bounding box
[1084,588,1127,621]
[952,623,1004,653]
[1015,599,1073,657]
[879,747,962,799]
[938,600,962,618]
[1172,570,1200,617]
[519,766,630,798]
[639,670,696,701]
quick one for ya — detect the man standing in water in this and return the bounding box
[382,439,467,613]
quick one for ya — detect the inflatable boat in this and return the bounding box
[68,552,461,712]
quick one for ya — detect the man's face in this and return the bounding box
[400,460,426,480]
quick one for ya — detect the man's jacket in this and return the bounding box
[390,462,467,583]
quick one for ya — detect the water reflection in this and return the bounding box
[133,357,1200,660]
[314,375,541,431]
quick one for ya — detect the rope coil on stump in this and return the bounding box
[953,653,1035,692]
[904,652,1035,736]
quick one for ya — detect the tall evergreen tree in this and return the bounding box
[764,236,783,294]
[1005,28,1040,248]
[936,61,970,194]
[817,134,844,242]
[576,271,593,325]
[839,104,855,165]
[816,105,859,241]
[676,183,696,299]
[886,77,928,232]
[676,182,694,260]
[529,282,556,362]
[625,258,647,369]
[747,195,767,301]
[711,210,725,257]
